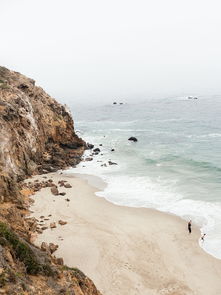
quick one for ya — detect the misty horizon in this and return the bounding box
[1,0,221,104]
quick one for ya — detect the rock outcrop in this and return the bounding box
[0,66,85,201]
[0,67,102,295]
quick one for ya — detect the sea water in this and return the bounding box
[67,96,221,259]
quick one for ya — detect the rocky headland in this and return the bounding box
[0,66,101,294]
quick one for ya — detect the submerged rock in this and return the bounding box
[128,136,138,142]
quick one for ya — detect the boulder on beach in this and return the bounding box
[50,222,56,229]
[58,220,67,225]
[128,137,138,142]
[93,148,101,153]
[56,257,64,265]
[51,187,59,195]
[49,243,58,254]
[64,183,72,188]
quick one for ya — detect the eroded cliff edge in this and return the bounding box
[0,66,85,201]
[0,66,101,294]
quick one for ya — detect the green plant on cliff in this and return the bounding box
[0,222,53,276]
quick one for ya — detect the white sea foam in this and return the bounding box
[68,154,221,259]
[70,97,221,259]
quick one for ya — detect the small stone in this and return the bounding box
[93,148,101,153]
[50,222,56,229]
[58,220,67,225]
[41,227,48,230]
[65,198,70,202]
[51,187,59,195]
[56,257,64,265]
[108,161,118,165]
[41,242,49,252]
[59,192,66,196]
[64,183,72,188]
[49,243,58,254]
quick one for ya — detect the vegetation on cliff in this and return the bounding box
[0,66,101,294]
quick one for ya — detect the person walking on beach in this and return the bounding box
[188,220,192,234]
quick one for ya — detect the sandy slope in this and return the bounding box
[29,172,221,295]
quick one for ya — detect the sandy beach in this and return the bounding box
[28,172,221,295]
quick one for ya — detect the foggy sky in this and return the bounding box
[1,0,221,103]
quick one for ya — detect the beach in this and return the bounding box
[29,172,221,295]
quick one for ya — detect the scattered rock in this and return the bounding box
[59,192,66,196]
[108,161,118,165]
[41,227,48,231]
[99,144,103,146]
[85,157,93,161]
[41,242,49,252]
[58,220,67,226]
[56,257,64,265]
[128,136,138,142]
[64,183,72,188]
[93,148,101,153]
[65,198,70,202]
[113,102,117,104]
[40,216,44,219]
[86,143,94,149]
[51,187,59,195]
[50,222,56,229]
[49,243,58,254]
[111,148,115,151]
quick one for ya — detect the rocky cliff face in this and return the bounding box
[0,67,101,295]
[0,66,85,201]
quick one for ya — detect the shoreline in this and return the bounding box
[28,171,221,295]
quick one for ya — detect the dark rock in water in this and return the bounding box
[128,137,138,142]
[93,152,99,155]
[111,148,115,152]
[86,143,94,149]
[108,161,118,165]
[93,148,101,153]
[113,102,117,104]
[99,144,103,146]
[51,187,59,196]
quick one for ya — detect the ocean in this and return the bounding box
[67,96,221,259]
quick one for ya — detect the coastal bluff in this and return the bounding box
[0,66,101,295]
[0,66,85,201]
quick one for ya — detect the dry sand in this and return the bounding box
[29,172,221,295]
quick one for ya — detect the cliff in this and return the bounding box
[0,66,85,201]
[0,66,101,295]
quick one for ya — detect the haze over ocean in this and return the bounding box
[69,95,221,259]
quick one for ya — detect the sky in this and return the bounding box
[1,0,221,104]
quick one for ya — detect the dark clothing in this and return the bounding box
[188,222,192,233]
